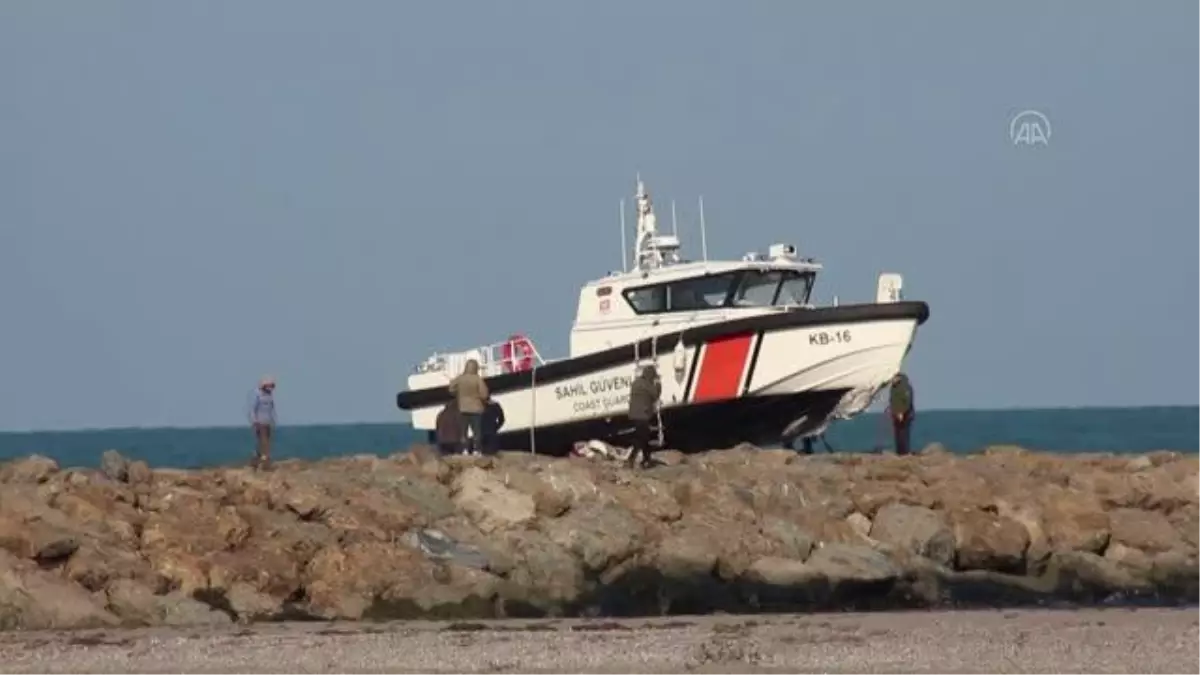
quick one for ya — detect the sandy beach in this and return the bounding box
[0,607,1195,673]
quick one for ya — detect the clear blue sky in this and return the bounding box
[1,1,1196,431]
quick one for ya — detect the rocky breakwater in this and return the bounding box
[0,444,1196,631]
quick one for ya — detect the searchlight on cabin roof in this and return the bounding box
[743,243,804,263]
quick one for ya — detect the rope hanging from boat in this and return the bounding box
[650,334,664,448]
[529,361,537,455]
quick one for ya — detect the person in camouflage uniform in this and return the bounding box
[887,372,915,455]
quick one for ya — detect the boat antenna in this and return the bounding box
[634,175,659,270]
[671,200,678,237]
[619,198,627,273]
[698,195,709,262]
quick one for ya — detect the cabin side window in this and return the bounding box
[624,285,668,313]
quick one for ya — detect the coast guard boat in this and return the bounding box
[396,178,929,453]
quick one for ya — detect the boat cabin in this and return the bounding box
[569,253,822,357]
[567,179,825,356]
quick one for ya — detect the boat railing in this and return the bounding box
[413,335,547,379]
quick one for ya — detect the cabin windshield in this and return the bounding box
[775,272,815,306]
[731,269,814,307]
[623,269,815,314]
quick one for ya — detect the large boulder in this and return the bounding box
[543,502,644,573]
[759,517,815,562]
[100,450,131,483]
[1107,508,1185,555]
[451,468,535,533]
[948,509,1030,573]
[803,543,900,583]
[302,541,430,620]
[1038,489,1111,554]
[494,529,586,616]
[869,504,956,567]
[654,526,719,580]
[0,551,119,630]
[104,579,231,627]
[0,455,59,484]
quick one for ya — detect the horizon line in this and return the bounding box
[1,403,1196,435]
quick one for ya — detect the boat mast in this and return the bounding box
[632,176,681,271]
[634,176,658,270]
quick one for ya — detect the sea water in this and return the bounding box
[0,406,1195,470]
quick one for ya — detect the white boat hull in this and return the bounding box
[397,301,928,453]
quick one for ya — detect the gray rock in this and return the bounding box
[499,530,586,613]
[126,460,153,485]
[655,528,719,579]
[33,536,79,564]
[845,513,873,540]
[107,579,231,628]
[919,442,950,456]
[543,502,644,573]
[759,517,815,561]
[406,529,490,570]
[100,450,130,483]
[452,468,536,533]
[105,579,160,625]
[159,593,233,627]
[1049,550,1150,594]
[744,556,811,586]
[1125,456,1153,472]
[870,504,956,567]
[0,455,59,484]
[383,565,500,619]
[804,543,900,583]
[225,582,281,622]
[0,551,119,630]
[379,476,456,520]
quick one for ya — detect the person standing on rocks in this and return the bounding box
[434,400,462,456]
[449,359,489,455]
[481,396,506,456]
[248,376,277,469]
[887,372,915,456]
[626,365,662,469]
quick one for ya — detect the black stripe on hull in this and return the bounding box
[740,331,765,396]
[681,341,702,403]
[397,300,929,411]
[488,388,849,456]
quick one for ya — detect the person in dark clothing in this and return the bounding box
[626,365,662,469]
[887,372,915,455]
[481,397,505,456]
[434,400,462,456]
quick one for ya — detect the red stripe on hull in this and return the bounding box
[692,333,754,403]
